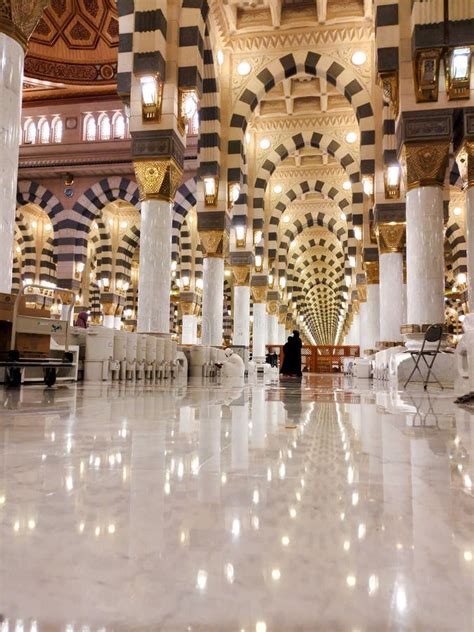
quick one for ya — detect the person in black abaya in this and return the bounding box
[280,331,303,378]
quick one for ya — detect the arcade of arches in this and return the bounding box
[0,1,473,630]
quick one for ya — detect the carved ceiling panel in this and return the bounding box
[25,0,118,85]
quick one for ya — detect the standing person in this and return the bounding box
[280,335,296,376]
[292,330,303,377]
[75,311,89,328]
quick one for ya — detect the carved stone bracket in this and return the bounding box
[376,223,406,254]
[266,300,279,316]
[0,0,50,50]
[134,158,183,202]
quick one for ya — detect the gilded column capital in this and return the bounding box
[199,230,227,258]
[278,305,288,325]
[266,300,279,316]
[133,158,183,203]
[180,301,198,317]
[102,301,118,317]
[231,265,250,286]
[0,0,50,50]
[376,223,406,254]
[365,261,380,285]
[402,141,450,191]
[251,287,267,304]
[456,141,474,189]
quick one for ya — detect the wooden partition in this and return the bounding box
[267,345,360,374]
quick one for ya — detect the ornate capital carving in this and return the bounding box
[376,223,406,254]
[456,141,474,189]
[379,72,399,118]
[365,261,379,285]
[180,301,198,317]
[199,230,226,258]
[231,265,250,286]
[266,300,279,316]
[251,286,267,304]
[0,0,50,50]
[403,141,450,191]
[133,158,183,202]
[102,301,117,316]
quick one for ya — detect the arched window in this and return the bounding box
[24,119,36,145]
[39,119,50,144]
[84,115,97,142]
[99,114,111,141]
[113,112,126,139]
[52,117,63,143]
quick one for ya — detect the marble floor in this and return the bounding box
[0,375,472,632]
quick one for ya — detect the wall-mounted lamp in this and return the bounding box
[203,176,218,207]
[354,227,362,241]
[362,176,373,198]
[414,49,441,102]
[255,254,263,272]
[349,256,356,268]
[178,88,198,134]
[181,275,190,290]
[279,276,286,290]
[235,224,246,248]
[254,229,263,245]
[140,74,164,122]
[228,182,241,209]
[196,278,204,291]
[445,47,471,100]
[102,277,110,288]
[75,261,85,280]
[124,308,133,319]
[268,273,274,288]
[384,164,401,199]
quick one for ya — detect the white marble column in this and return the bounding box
[252,302,267,361]
[182,314,198,345]
[103,315,115,329]
[360,284,380,354]
[202,257,224,346]
[137,199,172,333]
[267,313,278,345]
[114,316,122,330]
[0,33,24,294]
[406,187,445,325]
[380,252,404,341]
[233,285,250,347]
[466,186,474,307]
[278,323,286,344]
[350,313,361,348]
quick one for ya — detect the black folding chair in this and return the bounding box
[404,324,444,390]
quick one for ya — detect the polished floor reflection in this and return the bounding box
[0,376,472,632]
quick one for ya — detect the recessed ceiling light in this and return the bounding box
[260,138,270,150]
[237,61,251,76]
[283,215,290,223]
[340,212,347,221]
[352,51,367,66]
[346,132,357,144]
[453,207,462,216]
[273,184,282,194]
[342,181,352,190]
[217,50,224,66]
[245,131,251,144]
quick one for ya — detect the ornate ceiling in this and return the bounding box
[25,0,118,88]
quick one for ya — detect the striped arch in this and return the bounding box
[70,178,139,263]
[195,242,204,281]
[115,225,140,284]
[223,278,232,338]
[445,221,467,278]
[39,236,56,285]
[12,224,26,291]
[89,219,113,284]
[253,131,362,242]
[179,219,192,285]
[173,177,197,261]
[17,181,64,223]
[15,210,36,282]
[198,26,221,179]
[228,51,375,223]
[277,211,348,275]
[269,180,351,262]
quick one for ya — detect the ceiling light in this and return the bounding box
[342,181,351,190]
[217,50,224,66]
[237,61,251,76]
[283,215,290,223]
[352,51,367,66]
[273,184,282,194]
[245,131,251,144]
[453,206,462,216]
[120,221,128,229]
[340,212,347,221]
[260,138,270,150]
[346,132,357,144]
